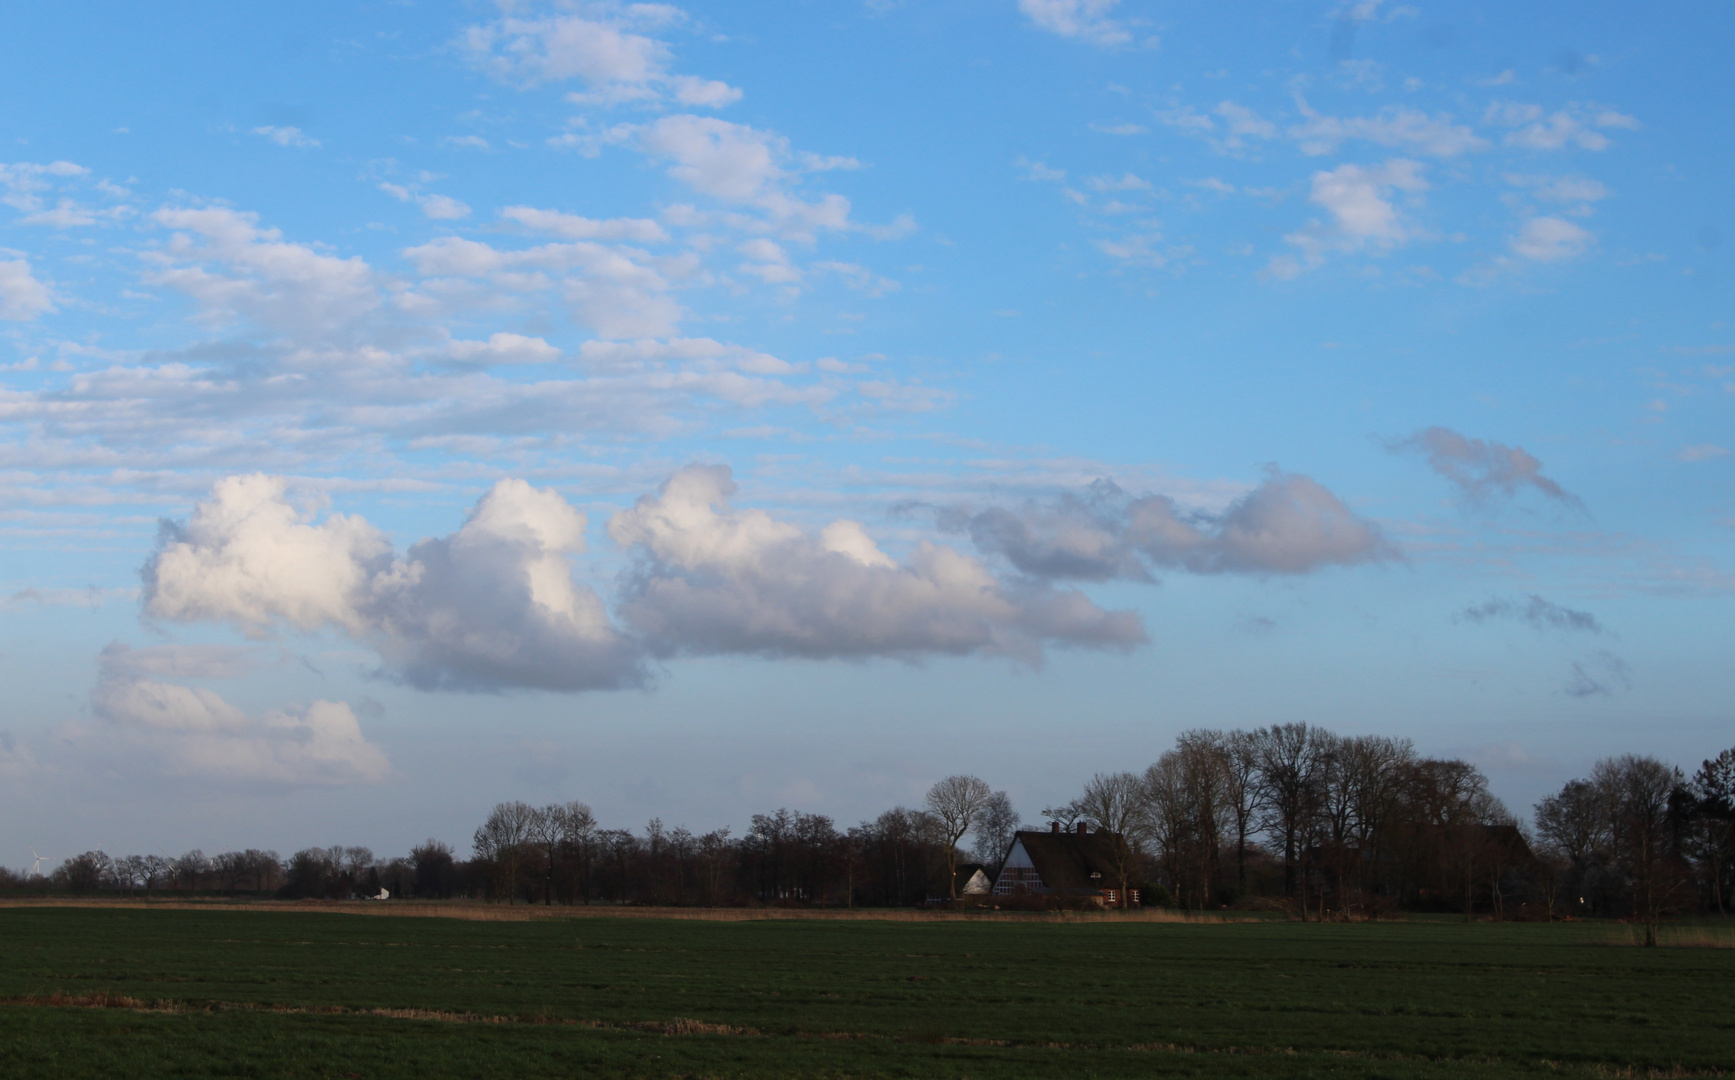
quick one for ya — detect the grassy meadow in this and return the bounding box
[1,903,1731,1078]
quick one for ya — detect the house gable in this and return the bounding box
[991,828,1138,906]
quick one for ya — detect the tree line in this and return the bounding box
[8,725,1731,939]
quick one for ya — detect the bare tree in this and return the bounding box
[1252,723,1329,916]
[926,775,993,899]
[1534,777,1612,916]
[971,791,1019,875]
[528,806,563,905]
[1175,733,1233,909]
[554,802,598,904]
[1594,755,1687,946]
[1141,753,1191,904]
[473,801,536,903]
[1221,729,1264,890]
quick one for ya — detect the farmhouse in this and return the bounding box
[993,822,1140,907]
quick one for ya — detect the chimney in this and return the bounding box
[1050,821,1060,834]
[1076,822,1088,836]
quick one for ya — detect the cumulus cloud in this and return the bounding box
[367,478,643,691]
[143,474,645,692]
[1018,0,1132,47]
[943,471,1389,580]
[0,255,54,319]
[91,643,389,786]
[1390,426,1580,507]
[145,474,392,635]
[1459,595,1605,634]
[609,465,1145,664]
[463,6,740,107]
[1268,159,1427,277]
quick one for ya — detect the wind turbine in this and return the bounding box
[27,846,54,877]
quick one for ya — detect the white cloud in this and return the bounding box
[1094,234,1169,268]
[145,206,379,337]
[1015,158,1067,183]
[1018,0,1131,47]
[1155,103,1273,154]
[1506,174,1609,205]
[814,260,899,296]
[1511,216,1593,262]
[402,233,684,339]
[631,115,853,238]
[1269,159,1427,277]
[501,205,668,243]
[145,473,393,636]
[1089,173,1153,192]
[609,464,1145,664]
[440,332,563,367]
[144,474,646,692]
[463,8,740,107]
[378,183,472,221]
[0,256,54,320]
[0,160,91,214]
[1486,101,1638,152]
[1290,101,1488,157]
[420,194,472,221]
[252,126,320,149]
[1678,444,1729,462]
[91,646,389,787]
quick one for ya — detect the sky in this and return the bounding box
[2,0,1731,866]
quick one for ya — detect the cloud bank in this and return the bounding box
[144,466,1156,689]
[609,465,1145,664]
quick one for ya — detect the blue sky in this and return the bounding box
[2,0,1731,863]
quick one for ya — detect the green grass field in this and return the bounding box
[1,905,1730,1078]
